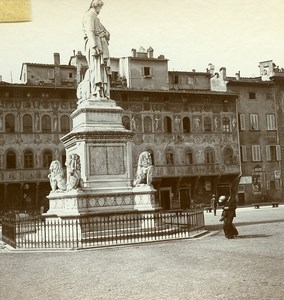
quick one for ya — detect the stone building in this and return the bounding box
[0,48,243,212]
[218,60,284,204]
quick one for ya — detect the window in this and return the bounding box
[266,145,281,161]
[266,114,276,130]
[6,151,16,169]
[166,150,174,165]
[43,150,52,168]
[143,116,152,133]
[164,117,172,133]
[48,69,55,79]
[69,73,73,78]
[5,114,15,132]
[188,76,196,85]
[239,114,245,131]
[183,117,191,133]
[173,75,179,84]
[42,115,52,133]
[204,116,212,132]
[266,93,272,100]
[122,116,130,130]
[60,116,70,133]
[205,147,215,164]
[24,150,34,168]
[249,92,256,99]
[252,145,261,161]
[241,146,247,162]
[249,114,259,130]
[142,67,152,77]
[222,117,230,132]
[23,114,33,133]
[224,147,234,165]
[185,149,193,165]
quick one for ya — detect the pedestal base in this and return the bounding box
[44,186,159,218]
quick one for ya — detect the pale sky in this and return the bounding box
[0,0,284,83]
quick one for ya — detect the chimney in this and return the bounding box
[235,71,240,80]
[54,52,60,65]
[219,67,226,80]
[208,63,215,75]
[131,48,137,57]
[147,47,154,58]
[53,53,61,85]
[0,75,2,82]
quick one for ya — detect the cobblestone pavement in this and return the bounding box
[0,205,284,300]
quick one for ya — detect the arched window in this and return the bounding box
[42,115,52,133]
[43,150,53,168]
[122,116,130,130]
[164,116,172,133]
[5,114,15,132]
[224,147,234,165]
[185,149,193,165]
[144,116,152,133]
[6,150,16,169]
[24,150,34,169]
[222,117,231,132]
[205,147,215,164]
[183,117,191,133]
[166,149,174,165]
[23,114,33,133]
[60,115,70,133]
[204,116,212,132]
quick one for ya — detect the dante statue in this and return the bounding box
[79,0,111,101]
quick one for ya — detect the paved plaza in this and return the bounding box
[0,205,283,300]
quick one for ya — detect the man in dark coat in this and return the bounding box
[221,196,238,239]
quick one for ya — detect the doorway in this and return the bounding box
[160,188,171,210]
[179,188,191,209]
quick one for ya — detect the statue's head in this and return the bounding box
[49,160,63,175]
[139,151,152,167]
[89,0,104,11]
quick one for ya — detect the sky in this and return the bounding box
[0,0,284,83]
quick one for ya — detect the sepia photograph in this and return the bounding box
[0,0,283,299]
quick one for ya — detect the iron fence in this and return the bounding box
[1,210,205,250]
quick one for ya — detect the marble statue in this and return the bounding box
[66,154,82,191]
[48,160,67,193]
[78,0,111,102]
[134,151,154,187]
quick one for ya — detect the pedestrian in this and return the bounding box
[211,194,217,216]
[219,196,238,239]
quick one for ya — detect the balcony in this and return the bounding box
[1,169,49,182]
[151,164,240,178]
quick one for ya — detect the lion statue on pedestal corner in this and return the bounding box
[133,151,154,187]
[48,160,67,193]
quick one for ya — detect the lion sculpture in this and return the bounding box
[66,154,82,191]
[133,151,154,187]
[48,160,67,193]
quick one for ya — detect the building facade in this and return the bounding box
[9,48,284,213]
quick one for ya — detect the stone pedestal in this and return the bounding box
[61,98,134,193]
[45,97,159,218]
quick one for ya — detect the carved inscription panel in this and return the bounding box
[89,146,125,175]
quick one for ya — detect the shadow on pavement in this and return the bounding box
[235,234,272,239]
[205,219,284,231]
